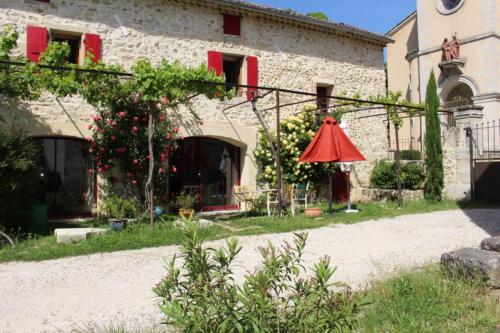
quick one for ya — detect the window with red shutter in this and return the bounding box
[84,33,101,63]
[26,26,48,63]
[223,14,241,36]
[207,51,223,76]
[246,56,258,100]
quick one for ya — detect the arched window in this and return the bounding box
[443,83,473,109]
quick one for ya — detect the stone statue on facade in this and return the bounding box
[441,38,452,61]
[450,34,460,59]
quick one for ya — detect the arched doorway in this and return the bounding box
[34,137,96,218]
[170,137,240,211]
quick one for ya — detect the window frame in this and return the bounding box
[49,29,83,65]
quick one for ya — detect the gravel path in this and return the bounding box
[1,209,499,333]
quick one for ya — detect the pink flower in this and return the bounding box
[160,153,167,162]
[88,169,93,174]
[159,168,165,174]
[111,135,117,141]
[104,165,110,170]
[173,127,179,133]
[106,118,113,125]
[132,126,139,133]
[87,124,93,130]
[118,111,126,118]
[97,167,103,173]
[91,115,100,122]
[97,161,103,167]
[133,116,140,123]
[132,159,139,165]
[111,121,117,127]
[159,115,166,122]
[86,137,93,142]
[171,166,177,173]
[166,134,173,140]
[131,179,138,186]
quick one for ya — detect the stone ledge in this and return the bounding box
[353,188,423,203]
[441,248,500,288]
[54,228,108,245]
[481,236,500,252]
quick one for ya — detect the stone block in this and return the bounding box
[54,228,108,244]
[441,248,500,288]
[481,236,500,252]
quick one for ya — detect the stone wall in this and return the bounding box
[0,0,387,197]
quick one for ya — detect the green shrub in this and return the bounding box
[0,127,41,230]
[174,191,198,209]
[102,195,139,219]
[370,160,397,189]
[400,150,422,160]
[370,160,425,190]
[401,163,425,190]
[154,224,363,332]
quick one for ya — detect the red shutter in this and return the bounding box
[223,15,241,36]
[84,33,101,63]
[246,56,258,100]
[207,51,223,76]
[26,26,48,63]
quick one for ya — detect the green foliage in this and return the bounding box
[370,160,425,190]
[359,266,500,332]
[154,225,363,332]
[102,195,139,219]
[306,12,329,20]
[400,149,422,160]
[0,126,41,230]
[424,71,444,202]
[174,191,198,209]
[254,105,337,185]
[0,25,40,99]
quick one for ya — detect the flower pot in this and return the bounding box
[179,208,194,221]
[109,218,126,231]
[304,208,322,218]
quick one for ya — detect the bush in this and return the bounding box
[370,160,425,190]
[154,224,363,332]
[400,149,422,160]
[370,160,397,189]
[0,127,41,230]
[102,195,139,219]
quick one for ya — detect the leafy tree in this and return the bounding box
[307,12,329,20]
[0,126,41,230]
[424,70,444,201]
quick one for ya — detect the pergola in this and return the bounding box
[1,60,433,212]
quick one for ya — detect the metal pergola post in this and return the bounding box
[275,89,283,215]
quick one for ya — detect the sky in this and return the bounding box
[249,0,416,35]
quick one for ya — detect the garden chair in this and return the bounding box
[266,184,295,216]
[234,185,255,211]
[292,182,310,213]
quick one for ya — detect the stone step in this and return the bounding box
[441,248,500,288]
[54,228,108,245]
[481,236,500,252]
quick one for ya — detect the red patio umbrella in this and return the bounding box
[299,116,365,213]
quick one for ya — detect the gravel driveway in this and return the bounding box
[1,209,499,333]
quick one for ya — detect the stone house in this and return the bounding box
[0,0,390,217]
[387,0,500,201]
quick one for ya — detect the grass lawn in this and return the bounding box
[357,266,500,333]
[0,199,492,263]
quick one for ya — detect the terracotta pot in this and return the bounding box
[304,208,322,218]
[179,208,194,220]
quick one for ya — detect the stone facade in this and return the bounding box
[0,0,388,209]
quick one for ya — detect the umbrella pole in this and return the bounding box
[329,172,333,215]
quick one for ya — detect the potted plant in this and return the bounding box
[175,192,198,221]
[103,195,138,231]
[304,207,322,218]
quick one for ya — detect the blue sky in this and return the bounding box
[249,0,416,34]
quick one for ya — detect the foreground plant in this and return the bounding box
[154,223,363,332]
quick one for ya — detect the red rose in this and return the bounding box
[97,167,103,173]
[159,167,165,174]
[160,153,167,162]
[118,111,126,118]
[104,165,110,170]
[131,179,138,186]
[132,126,139,133]
[132,159,139,165]
[97,161,103,167]
[159,115,166,122]
[171,166,177,173]
[173,127,179,133]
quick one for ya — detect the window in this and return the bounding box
[223,14,241,36]
[316,84,334,113]
[436,0,464,14]
[223,56,243,91]
[50,31,82,64]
